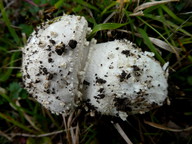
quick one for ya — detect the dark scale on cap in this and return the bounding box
[47,73,53,80]
[35,79,41,83]
[23,75,26,80]
[109,65,114,69]
[26,82,33,88]
[135,72,141,77]
[32,50,38,55]
[119,70,131,82]
[132,65,140,71]
[121,50,130,57]
[94,94,105,99]
[55,42,66,56]
[83,80,90,86]
[36,73,40,76]
[34,95,38,99]
[42,67,48,75]
[114,98,132,112]
[48,52,52,57]
[48,58,54,63]
[147,75,153,79]
[67,71,71,75]
[27,36,32,43]
[51,88,56,94]
[116,47,119,50]
[44,89,50,94]
[46,45,52,51]
[68,39,77,49]
[25,65,28,70]
[98,88,104,93]
[96,77,106,84]
[153,102,159,106]
[26,74,30,79]
[38,41,44,47]
[49,39,56,45]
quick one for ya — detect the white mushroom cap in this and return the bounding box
[22,15,94,114]
[83,40,168,120]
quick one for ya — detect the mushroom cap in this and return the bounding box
[83,40,168,120]
[22,15,93,114]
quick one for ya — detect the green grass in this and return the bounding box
[0,0,192,144]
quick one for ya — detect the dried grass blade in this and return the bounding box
[15,100,41,132]
[75,123,79,144]
[134,0,179,13]
[144,120,192,132]
[117,29,181,53]
[129,11,144,16]
[0,130,12,141]
[113,123,133,144]
[149,37,181,53]
[10,130,65,138]
[63,114,72,144]
[70,127,75,144]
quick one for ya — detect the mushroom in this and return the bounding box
[22,15,95,115]
[22,14,169,120]
[83,40,168,120]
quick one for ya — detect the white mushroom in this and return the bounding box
[83,40,168,120]
[22,14,169,120]
[22,15,95,115]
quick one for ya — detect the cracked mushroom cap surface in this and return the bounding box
[83,40,168,120]
[22,15,93,115]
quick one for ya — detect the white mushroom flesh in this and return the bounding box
[83,40,168,120]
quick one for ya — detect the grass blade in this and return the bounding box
[137,16,181,60]
[144,14,192,37]
[0,0,20,45]
[75,0,100,12]
[0,112,35,133]
[161,5,187,24]
[89,23,128,38]
[100,1,117,16]
[0,52,19,82]
[138,28,165,64]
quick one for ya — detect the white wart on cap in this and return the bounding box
[22,15,93,115]
[83,40,168,120]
